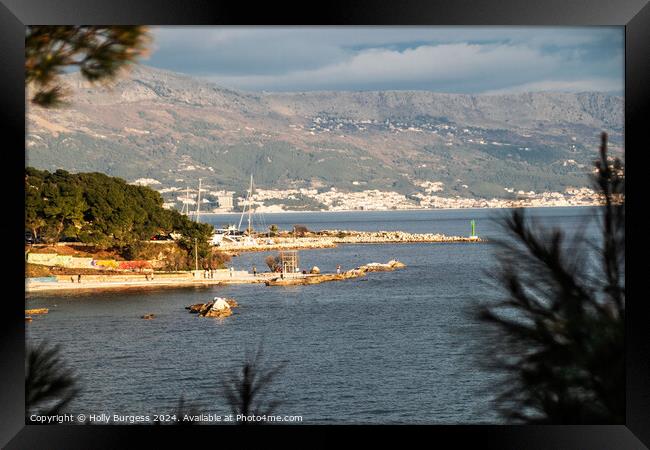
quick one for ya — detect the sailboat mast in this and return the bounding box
[247,174,253,234]
[237,185,246,231]
[195,178,202,222]
[181,189,185,215]
[181,186,189,215]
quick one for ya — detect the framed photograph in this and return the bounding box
[3,0,647,447]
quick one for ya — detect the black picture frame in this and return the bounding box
[2,0,647,447]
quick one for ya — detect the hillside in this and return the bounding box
[26,65,624,207]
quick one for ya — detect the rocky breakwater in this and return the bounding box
[219,237,336,253]
[359,259,407,272]
[325,230,483,244]
[186,297,239,318]
[265,259,406,286]
[265,272,350,286]
[218,231,481,254]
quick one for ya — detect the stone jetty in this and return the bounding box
[218,230,482,253]
[360,259,407,271]
[327,230,482,244]
[265,259,406,286]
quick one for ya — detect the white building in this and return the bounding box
[218,195,233,209]
[131,178,161,187]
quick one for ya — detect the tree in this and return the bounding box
[265,255,281,272]
[163,348,284,425]
[174,220,214,265]
[25,26,150,107]
[42,173,86,242]
[26,342,80,420]
[293,224,309,237]
[25,170,47,240]
[25,168,216,267]
[478,133,624,423]
[221,346,285,424]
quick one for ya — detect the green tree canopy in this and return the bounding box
[25,167,213,254]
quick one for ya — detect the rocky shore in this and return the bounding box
[265,259,406,286]
[218,230,482,253]
[328,230,482,244]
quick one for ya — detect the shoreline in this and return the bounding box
[195,204,599,216]
[25,233,483,292]
[26,259,408,295]
[25,273,275,295]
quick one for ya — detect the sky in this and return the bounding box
[144,26,624,94]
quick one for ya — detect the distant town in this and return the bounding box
[131,176,605,213]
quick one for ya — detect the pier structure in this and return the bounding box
[279,250,300,277]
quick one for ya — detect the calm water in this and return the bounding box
[26,207,602,424]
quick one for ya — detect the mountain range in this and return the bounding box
[26,65,624,202]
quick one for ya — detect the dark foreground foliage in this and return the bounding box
[25,342,80,421]
[26,26,150,107]
[479,132,624,423]
[221,346,286,424]
[152,347,285,425]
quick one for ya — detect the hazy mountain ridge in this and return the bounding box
[26,65,624,202]
[265,89,623,131]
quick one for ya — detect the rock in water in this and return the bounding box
[212,297,230,310]
[187,302,210,313]
[203,299,232,318]
[203,309,232,318]
[187,297,238,317]
[141,313,155,320]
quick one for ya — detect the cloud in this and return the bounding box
[145,27,624,93]
[204,43,564,92]
[482,78,623,95]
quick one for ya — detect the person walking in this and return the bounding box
[229,266,233,278]
[77,274,82,283]
[252,265,257,277]
[336,265,341,275]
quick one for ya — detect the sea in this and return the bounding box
[25,207,603,424]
